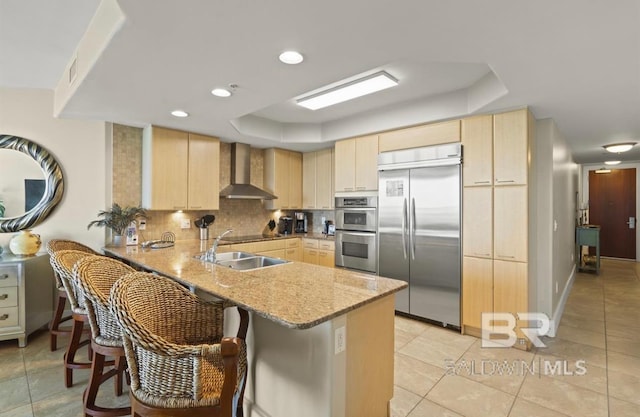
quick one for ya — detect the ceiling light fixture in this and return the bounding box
[211,88,232,98]
[595,168,611,174]
[170,110,189,118]
[279,50,304,65]
[603,142,636,153]
[604,160,621,165]
[296,71,398,110]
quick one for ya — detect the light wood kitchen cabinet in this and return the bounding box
[334,135,378,192]
[285,238,303,261]
[461,109,533,349]
[303,148,334,210]
[303,248,318,264]
[378,119,461,152]
[462,257,493,329]
[264,148,302,210]
[462,115,493,186]
[494,109,531,186]
[142,126,220,210]
[462,187,492,258]
[302,239,334,267]
[493,186,528,262]
[257,249,286,259]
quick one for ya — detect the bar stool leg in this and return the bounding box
[49,290,72,351]
[83,341,131,417]
[64,313,93,388]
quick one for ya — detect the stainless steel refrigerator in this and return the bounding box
[377,143,461,326]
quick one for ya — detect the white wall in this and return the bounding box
[0,88,107,252]
[580,162,640,261]
[535,119,579,335]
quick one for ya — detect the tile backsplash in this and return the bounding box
[111,124,334,241]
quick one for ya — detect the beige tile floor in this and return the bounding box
[0,258,638,417]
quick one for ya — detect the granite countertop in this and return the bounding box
[103,240,405,329]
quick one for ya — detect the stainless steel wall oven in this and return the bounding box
[335,196,377,273]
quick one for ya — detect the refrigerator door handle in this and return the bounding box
[402,198,408,259]
[411,197,416,260]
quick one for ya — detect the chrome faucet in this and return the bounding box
[204,229,233,262]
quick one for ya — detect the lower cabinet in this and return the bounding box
[0,253,53,347]
[303,238,335,267]
[461,256,493,330]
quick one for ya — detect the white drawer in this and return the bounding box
[0,287,18,308]
[0,306,19,328]
[0,266,19,288]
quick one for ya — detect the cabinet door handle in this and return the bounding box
[496,255,516,259]
[0,294,7,300]
[355,186,367,190]
[344,187,354,191]
[474,253,491,257]
[0,314,8,320]
[322,206,330,209]
[190,206,202,209]
[0,274,8,280]
[474,181,491,184]
[495,179,515,183]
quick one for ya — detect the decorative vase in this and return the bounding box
[9,230,41,256]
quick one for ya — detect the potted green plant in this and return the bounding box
[87,203,147,246]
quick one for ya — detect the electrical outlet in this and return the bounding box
[555,281,559,294]
[335,326,346,354]
[321,216,326,225]
[138,219,146,230]
[181,219,191,229]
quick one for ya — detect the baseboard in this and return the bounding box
[548,264,576,337]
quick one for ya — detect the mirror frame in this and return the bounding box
[0,134,64,232]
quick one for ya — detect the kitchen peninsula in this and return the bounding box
[104,239,406,417]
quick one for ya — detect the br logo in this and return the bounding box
[481,313,550,348]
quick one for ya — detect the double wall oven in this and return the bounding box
[335,196,377,273]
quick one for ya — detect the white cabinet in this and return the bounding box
[142,126,220,210]
[0,253,53,347]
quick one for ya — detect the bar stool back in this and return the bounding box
[46,239,97,351]
[110,272,246,417]
[74,255,135,417]
[49,249,98,387]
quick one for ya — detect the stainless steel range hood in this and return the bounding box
[219,143,277,200]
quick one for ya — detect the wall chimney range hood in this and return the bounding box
[219,143,277,200]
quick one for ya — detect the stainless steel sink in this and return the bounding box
[216,256,289,271]
[214,251,256,262]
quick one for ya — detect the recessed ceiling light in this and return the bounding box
[604,160,621,165]
[211,88,232,98]
[279,50,304,65]
[171,110,189,118]
[603,142,636,153]
[296,71,398,110]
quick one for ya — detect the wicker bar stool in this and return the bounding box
[50,249,101,387]
[74,255,134,417]
[110,272,247,417]
[46,239,97,352]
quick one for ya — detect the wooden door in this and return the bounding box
[289,151,302,209]
[188,133,219,210]
[494,186,528,262]
[462,187,493,258]
[494,109,528,186]
[462,256,493,329]
[316,148,333,209]
[302,152,316,209]
[334,139,356,192]
[589,168,636,259]
[354,135,378,191]
[462,115,493,186]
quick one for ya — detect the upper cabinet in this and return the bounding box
[378,120,460,152]
[264,148,302,210]
[462,115,493,186]
[303,148,334,210]
[493,109,531,186]
[142,126,220,210]
[334,135,378,192]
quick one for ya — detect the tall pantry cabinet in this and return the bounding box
[461,109,535,349]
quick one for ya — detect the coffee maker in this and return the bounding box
[294,212,308,233]
[278,216,293,235]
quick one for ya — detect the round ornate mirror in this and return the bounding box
[0,135,64,232]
